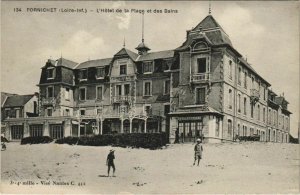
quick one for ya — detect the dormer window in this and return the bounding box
[143,61,153,73]
[47,67,55,80]
[96,67,105,79]
[79,69,88,81]
[120,65,127,75]
[163,59,172,71]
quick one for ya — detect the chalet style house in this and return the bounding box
[2,14,292,143]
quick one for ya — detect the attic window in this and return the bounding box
[163,59,172,71]
[47,67,55,79]
[96,67,105,79]
[79,69,87,81]
[143,61,153,73]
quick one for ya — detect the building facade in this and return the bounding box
[3,14,292,143]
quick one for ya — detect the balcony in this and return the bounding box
[111,96,134,104]
[110,75,136,82]
[191,73,210,83]
[250,89,260,104]
[41,97,56,106]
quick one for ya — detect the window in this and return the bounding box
[11,125,24,139]
[120,65,127,75]
[264,87,266,101]
[29,125,43,137]
[5,109,10,119]
[197,58,207,73]
[96,67,105,79]
[258,104,260,121]
[244,97,247,115]
[65,88,70,100]
[195,88,206,104]
[47,86,54,98]
[47,108,52,117]
[251,104,254,118]
[238,67,242,85]
[163,59,172,71]
[96,86,103,100]
[164,80,170,95]
[10,109,16,118]
[116,85,122,96]
[80,109,85,116]
[228,89,232,109]
[263,107,266,122]
[228,119,232,136]
[47,67,55,79]
[229,60,232,79]
[50,124,64,139]
[143,61,153,73]
[79,69,88,80]
[79,88,86,100]
[144,104,152,115]
[124,84,130,96]
[34,101,37,114]
[238,94,241,112]
[244,71,247,88]
[144,81,152,96]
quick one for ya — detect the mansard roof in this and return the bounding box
[176,15,232,51]
[275,96,289,105]
[114,48,139,61]
[136,50,174,61]
[3,94,35,108]
[56,58,78,69]
[75,58,112,69]
[44,58,78,69]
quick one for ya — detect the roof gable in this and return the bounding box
[193,15,225,32]
[114,48,138,61]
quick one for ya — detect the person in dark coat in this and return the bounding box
[106,149,115,176]
[174,129,179,144]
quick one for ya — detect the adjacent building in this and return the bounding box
[1,93,38,139]
[2,14,292,143]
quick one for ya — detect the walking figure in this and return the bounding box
[106,149,115,177]
[193,138,203,166]
[1,143,6,151]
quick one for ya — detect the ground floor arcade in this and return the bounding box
[3,116,164,141]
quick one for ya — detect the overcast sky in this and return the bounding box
[1,1,299,137]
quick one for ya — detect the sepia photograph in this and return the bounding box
[1,1,299,194]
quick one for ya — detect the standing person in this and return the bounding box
[106,149,116,177]
[174,128,179,144]
[193,138,203,166]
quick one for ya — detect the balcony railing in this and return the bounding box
[191,73,210,82]
[110,75,136,82]
[111,95,134,104]
[41,97,56,106]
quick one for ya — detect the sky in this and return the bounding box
[1,1,299,137]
